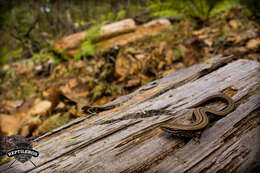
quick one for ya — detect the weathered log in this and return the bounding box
[96,18,171,52]
[54,19,136,51]
[53,18,172,56]
[0,55,259,173]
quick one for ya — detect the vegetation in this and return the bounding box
[0,0,147,64]
[1,0,258,64]
[149,0,241,22]
[75,23,104,60]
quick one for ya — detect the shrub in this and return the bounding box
[149,0,240,21]
[75,23,104,60]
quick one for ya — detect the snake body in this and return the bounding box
[160,93,235,137]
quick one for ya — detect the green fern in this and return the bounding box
[75,23,104,60]
[0,48,22,65]
[150,0,240,21]
[209,0,240,18]
[116,10,126,21]
[75,40,95,60]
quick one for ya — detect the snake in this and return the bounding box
[160,93,235,138]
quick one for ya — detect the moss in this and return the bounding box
[173,48,182,59]
[38,112,71,134]
[108,84,123,96]
[99,63,114,80]
[51,47,72,62]
[90,83,106,101]
[0,156,12,165]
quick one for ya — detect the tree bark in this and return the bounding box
[0,55,259,173]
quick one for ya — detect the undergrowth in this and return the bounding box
[75,23,104,60]
[149,0,240,22]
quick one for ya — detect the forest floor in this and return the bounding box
[0,7,259,139]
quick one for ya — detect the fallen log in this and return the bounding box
[0,55,259,173]
[54,18,136,52]
[53,18,172,56]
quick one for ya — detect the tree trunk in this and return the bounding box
[0,55,259,173]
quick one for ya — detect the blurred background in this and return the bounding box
[0,0,259,148]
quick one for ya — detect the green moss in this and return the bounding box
[39,113,71,134]
[0,156,12,165]
[10,82,39,100]
[99,63,114,80]
[174,48,182,59]
[51,47,72,62]
[91,83,106,101]
[108,84,123,95]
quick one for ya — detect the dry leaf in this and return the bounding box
[246,38,260,49]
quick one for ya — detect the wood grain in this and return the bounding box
[0,55,259,173]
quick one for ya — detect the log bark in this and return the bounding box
[0,55,259,173]
[54,18,136,51]
[53,18,171,56]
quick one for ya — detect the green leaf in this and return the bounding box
[116,10,126,21]
[0,48,22,65]
[149,0,241,21]
[210,0,240,17]
[75,23,104,60]
[85,23,103,42]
